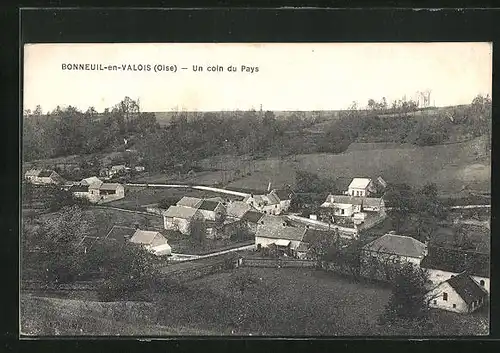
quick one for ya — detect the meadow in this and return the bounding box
[21,266,489,336]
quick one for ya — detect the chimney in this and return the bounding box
[267,182,272,192]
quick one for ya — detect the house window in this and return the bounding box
[341,209,344,215]
[443,292,448,301]
[275,205,277,208]
[453,304,456,308]
[480,280,485,286]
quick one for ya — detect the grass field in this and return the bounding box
[20,295,217,336]
[21,266,489,336]
[187,135,490,196]
[83,207,164,236]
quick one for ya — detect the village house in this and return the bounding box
[242,189,292,215]
[134,166,145,172]
[70,177,125,203]
[360,232,428,281]
[425,272,488,314]
[420,246,490,294]
[206,218,244,240]
[347,178,376,197]
[98,183,126,202]
[129,229,172,256]
[240,210,265,234]
[24,169,65,185]
[321,195,386,217]
[295,228,329,259]
[196,199,226,221]
[319,194,386,232]
[226,201,253,220]
[285,214,359,239]
[176,196,203,208]
[163,205,202,235]
[255,214,306,256]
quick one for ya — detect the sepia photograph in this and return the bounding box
[20,42,491,337]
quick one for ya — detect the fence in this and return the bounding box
[240,257,316,268]
[160,253,241,283]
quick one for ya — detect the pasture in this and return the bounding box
[198,135,490,196]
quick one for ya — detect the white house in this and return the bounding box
[321,195,386,217]
[163,205,202,235]
[70,179,125,203]
[420,246,490,294]
[425,272,488,314]
[98,183,125,202]
[347,178,375,197]
[360,232,428,281]
[255,214,306,255]
[25,169,65,185]
[129,229,172,256]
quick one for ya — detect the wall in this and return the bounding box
[348,187,367,197]
[241,257,316,268]
[164,217,190,235]
[332,203,355,217]
[165,254,240,283]
[426,282,469,314]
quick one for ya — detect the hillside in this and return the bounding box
[20,295,218,336]
[212,135,489,195]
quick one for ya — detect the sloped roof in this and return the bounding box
[323,195,383,207]
[130,230,166,246]
[81,176,103,187]
[265,192,281,205]
[348,178,372,189]
[325,195,364,205]
[99,183,123,191]
[151,243,172,256]
[206,196,225,203]
[362,233,427,258]
[241,210,264,223]
[38,170,54,178]
[227,201,252,218]
[302,228,330,244]
[25,169,41,177]
[256,222,306,241]
[446,272,487,305]
[259,214,289,227]
[273,189,292,201]
[420,246,490,278]
[163,205,200,219]
[70,184,89,193]
[176,196,203,208]
[198,200,221,212]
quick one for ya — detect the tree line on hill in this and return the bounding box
[23,94,491,172]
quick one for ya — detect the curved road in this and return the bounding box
[126,183,250,197]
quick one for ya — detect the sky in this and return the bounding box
[23,42,492,113]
